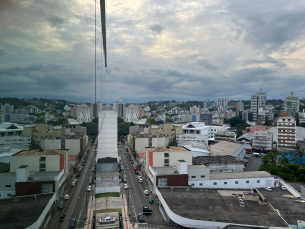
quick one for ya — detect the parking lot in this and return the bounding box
[244,153,263,171]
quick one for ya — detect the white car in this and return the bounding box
[139,178,143,183]
[144,190,149,195]
[99,216,115,224]
[264,187,272,192]
[281,186,287,191]
[121,166,124,170]
[64,194,70,200]
[137,176,142,180]
[71,181,76,187]
[87,185,92,191]
[124,184,128,189]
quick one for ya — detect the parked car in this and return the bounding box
[58,212,66,222]
[281,186,287,191]
[123,178,127,183]
[244,155,250,158]
[135,170,139,175]
[99,216,115,224]
[64,194,70,200]
[243,159,249,163]
[264,187,272,192]
[139,178,143,183]
[121,166,124,170]
[124,184,128,189]
[138,213,144,222]
[71,181,76,187]
[138,176,142,180]
[144,190,149,195]
[87,185,92,191]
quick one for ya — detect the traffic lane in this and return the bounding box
[123,153,157,227]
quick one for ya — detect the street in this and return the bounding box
[120,142,159,229]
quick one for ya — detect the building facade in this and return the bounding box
[284,92,299,118]
[252,130,273,151]
[125,105,139,123]
[277,117,296,151]
[251,89,266,122]
[199,113,212,125]
[76,104,92,124]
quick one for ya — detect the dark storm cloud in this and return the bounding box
[48,16,65,27]
[150,25,164,34]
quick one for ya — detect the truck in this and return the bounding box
[253,152,260,157]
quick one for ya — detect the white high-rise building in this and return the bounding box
[76,104,91,124]
[190,106,200,114]
[0,103,14,113]
[125,105,139,123]
[277,117,296,151]
[97,110,118,159]
[251,89,266,122]
[113,99,125,119]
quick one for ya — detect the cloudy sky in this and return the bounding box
[1,0,305,103]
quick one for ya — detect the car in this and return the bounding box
[137,176,142,180]
[64,194,70,200]
[143,206,153,215]
[126,149,129,152]
[243,159,249,163]
[281,186,287,191]
[121,166,124,170]
[139,178,143,183]
[79,166,83,170]
[264,187,272,192]
[123,178,127,183]
[87,185,92,191]
[58,212,66,222]
[89,181,92,185]
[99,216,115,224]
[135,170,139,175]
[261,153,266,156]
[71,181,76,187]
[244,155,250,158]
[138,213,144,222]
[144,190,149,195]
[124,184,128,189]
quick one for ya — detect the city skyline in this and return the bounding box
[1,0,305,103]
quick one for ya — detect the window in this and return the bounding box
[6,185,11,187]
[257,180,260,183]
[246,181,249,183]
[191,176,196,178]
[201,175,205,178]
[199,183,203,186]
[191,183,195,186]
[224,182,227,185]
[40,163,46,169]
[164,159,169,163]
[7,194,11,197]
[213,182,217,185]
[40,156,46,162]
[235,181,238,184]
[164,153,169,157]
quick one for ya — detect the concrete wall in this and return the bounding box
[0,173,16,198]
[96,162,118,172]
[188,167,210,181]
[95,186,120,194]
[42,138,81,155]
[97,110,117,159]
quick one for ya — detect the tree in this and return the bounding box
[57,117,68,125]
[29,140,41,150]
[237,129,243,138]
[146,118,157,124]
[118,117,124,124]
[295,113,300,126]
[169,138,177,146]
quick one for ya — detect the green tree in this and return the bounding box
[57,117,68,125]
[146,118,157,124]
[118,117,124,124]
[29,140,41,150]
[237,129,243,138]
[169,138,177,146]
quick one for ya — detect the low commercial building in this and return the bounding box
[210,141,246,159]
[0,122,31,147]
[156,187,289,229]
[214,131,236,143]
[252,130,273,151]
[189,171,279,189]
[192,155,244,173]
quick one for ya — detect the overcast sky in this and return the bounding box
[1,0,305,103]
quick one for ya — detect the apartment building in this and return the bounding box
[0,123,31,147]
[277,117,296,151]
[252,130,273,151]
[284,92,299,118]
[199,113,212,125]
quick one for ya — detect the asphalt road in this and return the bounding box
[60,142,96,229]
[120,142,159,229]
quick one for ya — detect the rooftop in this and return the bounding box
[97,157,117,163]
[96,171,119,187]
[237,132,253,140]
[158,187,288,228]
[209,171,273,180]
[14,149,68,156]
[146,146,190,152]
[257,186,305,225]
[0,193,54,229]
[210,141,245,156]
[193,155,243,165]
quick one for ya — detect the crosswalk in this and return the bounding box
[139,227,157,229]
